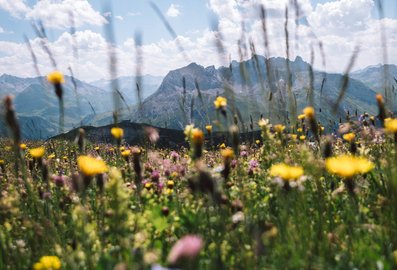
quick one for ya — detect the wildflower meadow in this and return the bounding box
[1,1,397,269]
[1,71,397,269]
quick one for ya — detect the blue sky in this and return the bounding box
[0,0,396,81]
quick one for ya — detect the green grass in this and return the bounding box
[0,119,397,269]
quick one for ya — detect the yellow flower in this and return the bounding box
[269,163,304,181]
[274,124,285,133]
[33,256,61,270]
[255,139,260,144]
[298,114,305,120]
[30,147,45,159]
[297,128,303,133]
[48,154,56,159]
[19,143,27,150]
[291,134,298,140]
[220,143,226,149]
[77,155,108,177]
[258,118,269,128]
[111,127,124,140]
[325,155,374,178]
[214,96,227,109]
[191,128,204,144]
[94,146,100,151]
[299,135,306,140]
[376,93,384,103]
[303,106,315,119]
[145,182,153,189]
[121,150,131,157]
[0,160,4,165]
[164,188,173,196]
[385,118,397,133]
[205,125,213,133]
[320,126,325,131]
[167,180,174,188]
[221,148,234,160]
[47,71,65,85]
[343,132,355,142]
[184,124,195,138]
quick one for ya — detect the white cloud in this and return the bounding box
[0,0,106,29]
[206,0,397,73]
[26,0,106,29]
[0,0,396,82]
[166,4,181,17]
[307,0,374,35]
[103,12,123,21]
[0,26,13,34]
[0,0,29,18]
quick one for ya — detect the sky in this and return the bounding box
[0,0,396,82]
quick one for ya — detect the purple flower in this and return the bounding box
[231,159,238,168]
[158,182,164,190]
[248,159,259,175]
[52,175,66,187]
[248,159,259,169]
[151,170,160,182]
[167,235,203,265]
[240,151,248,157]
[170,151,180,162]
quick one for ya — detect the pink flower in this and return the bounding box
[145,127,160,144]
[170,151,180,162]
[240,150,248,157]
[52,175,66,187]
[248,159,259,169]
[151,170,160,182]
[231,159,238,168]
[167,235,203,264]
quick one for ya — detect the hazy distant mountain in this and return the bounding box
[0,74,113,139]
[351,64,397,111]
[351,64,397,91]
[0,58,388,140]
[90,75,163,105]
[122,56,378,131]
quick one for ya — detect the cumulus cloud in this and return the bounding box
[0,0,396,82]
[0,0,106,29]
[26,0,106,29]
[0,0,29,18]
[166,4,181,17]
[207,0,397,73]
[307,0,374,35]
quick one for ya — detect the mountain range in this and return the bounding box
[90,75,163,105]
[0,74,162,139]
[0,56,396,140]
[127,56,384,131]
